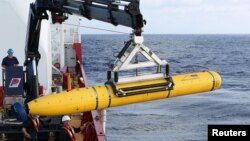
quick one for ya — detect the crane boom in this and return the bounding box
[24,0,144,103]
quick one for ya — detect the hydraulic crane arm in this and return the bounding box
[24,0,144,103]
[62,0,144,30]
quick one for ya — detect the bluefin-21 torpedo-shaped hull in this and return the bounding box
[27,71,221,116]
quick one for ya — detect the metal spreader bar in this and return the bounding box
[108,33,169,83]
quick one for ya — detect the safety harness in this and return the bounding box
[63,126,76,141]
[28,115,40,132]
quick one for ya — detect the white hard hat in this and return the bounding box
[62,115,71,122]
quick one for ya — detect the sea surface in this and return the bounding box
[81,34,250,141]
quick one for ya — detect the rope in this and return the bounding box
[63,23,130,34]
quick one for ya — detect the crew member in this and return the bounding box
[1,48,19,67]
[21,114,40,141]
[59,115,86,141]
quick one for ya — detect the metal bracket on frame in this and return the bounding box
[107,34,169,83]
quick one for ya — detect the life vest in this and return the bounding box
[62,126,76,141]
[28,115,40,132]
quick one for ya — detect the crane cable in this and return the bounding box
[63,23,130,34]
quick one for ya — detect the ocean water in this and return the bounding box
[81,34,250,141]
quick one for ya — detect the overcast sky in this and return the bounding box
[79,0,250,34]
